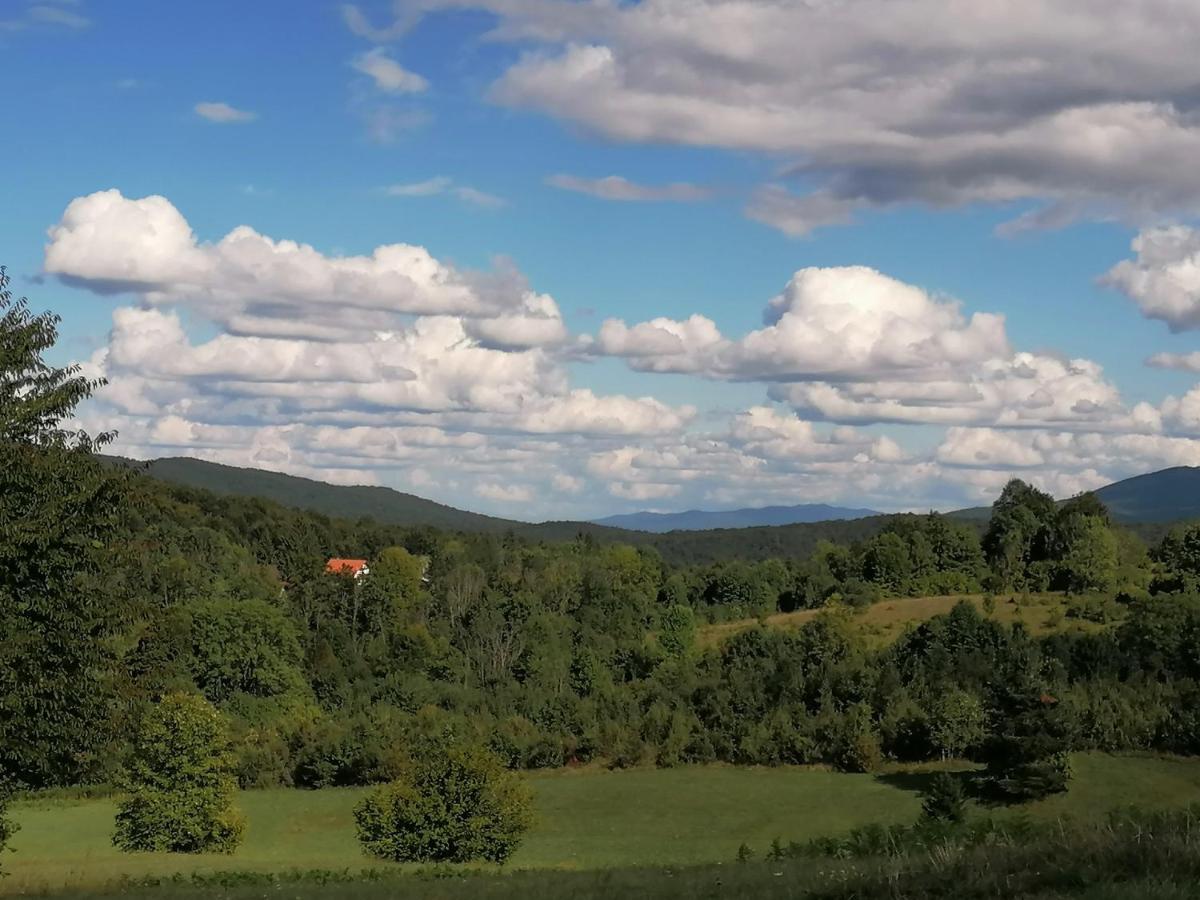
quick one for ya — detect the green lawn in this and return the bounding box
[6,753,1200,895]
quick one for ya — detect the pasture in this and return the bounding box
[697,592,1110,648]
[6,753,1200,895]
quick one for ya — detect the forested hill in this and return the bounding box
[103,456,1200,566]
[102,456,902,565]
[947,467,1200,526]
[105,456,530,533]
[1094,467,1200,523]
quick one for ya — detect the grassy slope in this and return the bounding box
[697,593,1108,649]
[7,754,1200,894]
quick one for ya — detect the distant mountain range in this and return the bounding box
[105,457,1200,564]
[592,503,880,533]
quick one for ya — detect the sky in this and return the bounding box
[4,0,1200,521]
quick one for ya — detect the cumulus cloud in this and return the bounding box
[546,174,711,203]
[386,0,1200,233]
[596,266,1008,383]
[194,101,256,123]
[44,190,549,341]
[351,48,429,93]
[1103,226,1200,331]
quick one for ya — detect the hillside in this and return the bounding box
[105,456,1200,566]
[1094,466,1200,523]
[107,456,544,534]
[592,502,879,532]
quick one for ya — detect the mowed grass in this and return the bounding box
[698,593,1108,649]
[7,753,1200,895]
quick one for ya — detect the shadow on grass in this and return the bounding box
[875,768,996,803]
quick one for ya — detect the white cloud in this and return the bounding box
[744,187,857,238]
[352,48,428,94]
[476,482,534,503]
[596,266,1007,383]
[384,177,453,197]
[546,174,711,203]
[44,190,546,340]
[28,4,89,28]
[194,101,256,124]
[389,0,1200,232]
[1103,226,1200,331]
[383,178,505,208]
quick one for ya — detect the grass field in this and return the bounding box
[6,753,1200,895]
[697,592,1109,648]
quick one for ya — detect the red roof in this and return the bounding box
[326,558,368,576]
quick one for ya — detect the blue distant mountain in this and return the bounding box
[591,503,880,533]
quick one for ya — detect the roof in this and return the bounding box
[326,558,369,576]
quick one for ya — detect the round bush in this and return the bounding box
[354,744,533,864]
[113,692,246,854]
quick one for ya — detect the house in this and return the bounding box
[326,558,370,579]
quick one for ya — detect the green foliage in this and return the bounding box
[735,841,755,862]
[0,269,127,787]
[113,692,246,854]
[354,743,533,864]
[983,686,1072,802]
[920,773,966,823]
[658,603,695,656]
[187,598,306,703]
[929,689,985,759]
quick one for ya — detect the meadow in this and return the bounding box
[7,753,1200,896]
[696,591,1110,648]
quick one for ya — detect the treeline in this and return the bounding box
[7,271,1200,802]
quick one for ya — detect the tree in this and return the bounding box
[1056,515,1118,594]
[929,688,985,759]
[0,268,128,787]
[982,480,1056,590]
[187,598,306,703]
[354,743,532,863]
[981,685,1072,802]
[659,603,696,657]
[920,772,966,824]
[113,693,246,853]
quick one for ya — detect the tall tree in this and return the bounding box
[0,268,127,786]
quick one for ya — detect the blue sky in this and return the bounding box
[5,0,1200,519]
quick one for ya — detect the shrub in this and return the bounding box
[113,692,245,854]
[354,743,532,864]
[920,772,967,823]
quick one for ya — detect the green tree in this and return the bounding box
[659,603,696,657]
[981,685,1072,802]
[1057,515,1118,594]
[920,772,966,823]
[354,743,533,863]
[929,688,985,759]
[113,692,246,853]
[982,479,1056,590]
[0,268,128,787]
[187,598,306,704]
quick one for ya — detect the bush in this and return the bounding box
[354,743,533,864]
[921,772,966,823]
[113,693,246,854]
